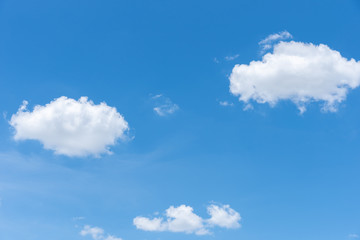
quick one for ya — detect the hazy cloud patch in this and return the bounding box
[349,234,359,239]
[151,94,179,116]
[225,54,240,61]
[80,225,122,240]
[219,101,234,107]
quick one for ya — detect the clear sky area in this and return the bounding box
[1,0,360,240]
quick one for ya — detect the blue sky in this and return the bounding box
[1,0,360,239]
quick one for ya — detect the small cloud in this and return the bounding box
[219,101,234,107]
[73,216,85,221]
[206,204,241,229]
[349,234,359,239]
[213,57,220,63]
[133,204,240,235]
[80,225,122,240]
[224,54,240,61]
[151,94,163,99]
[154,105,179,116]
[151,94,179,116]
[103,236,122,240]
[243,104,253,111]
[81,226,104,240]
[259,30,292,53]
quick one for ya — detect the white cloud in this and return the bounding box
[81,226,104,240]
[9,96,129,157]
[133,204,240,235]
[225,54,240,61]
[134,205,207,235]
[207,204,241,229]
[219,101,234,107]
[165,205,207,234]
[151,94,179,116]
[133,217,166,232]
[259,30,292,52]
[104,236,122,240]
[229,40,360,113]
[80,225,122,240]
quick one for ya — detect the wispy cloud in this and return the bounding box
[151,94,179,116]
[349,234,359,239]
[224,54,240,61]
[219,101,234,107]
[259,30,292,53]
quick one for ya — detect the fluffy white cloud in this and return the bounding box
[9,96,129,157]
[134,205,207,235]
[133,217,165,232]
[207,204,241,228]
[165,205,206,234]
[259,30,292,52]
[230,40,360,113]
[152,94,179,116]
[133,204,240,235]
[80,225,122,240]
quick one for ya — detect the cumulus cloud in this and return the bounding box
[151,94,179,116]
[133,217,166,232]
[259,30,292,52]
[134,205,207,235]
[80,225,122,240]
[133,204,240,235]
[207,204,241,228]
[229,40,360,113]
[9,96,129,157]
